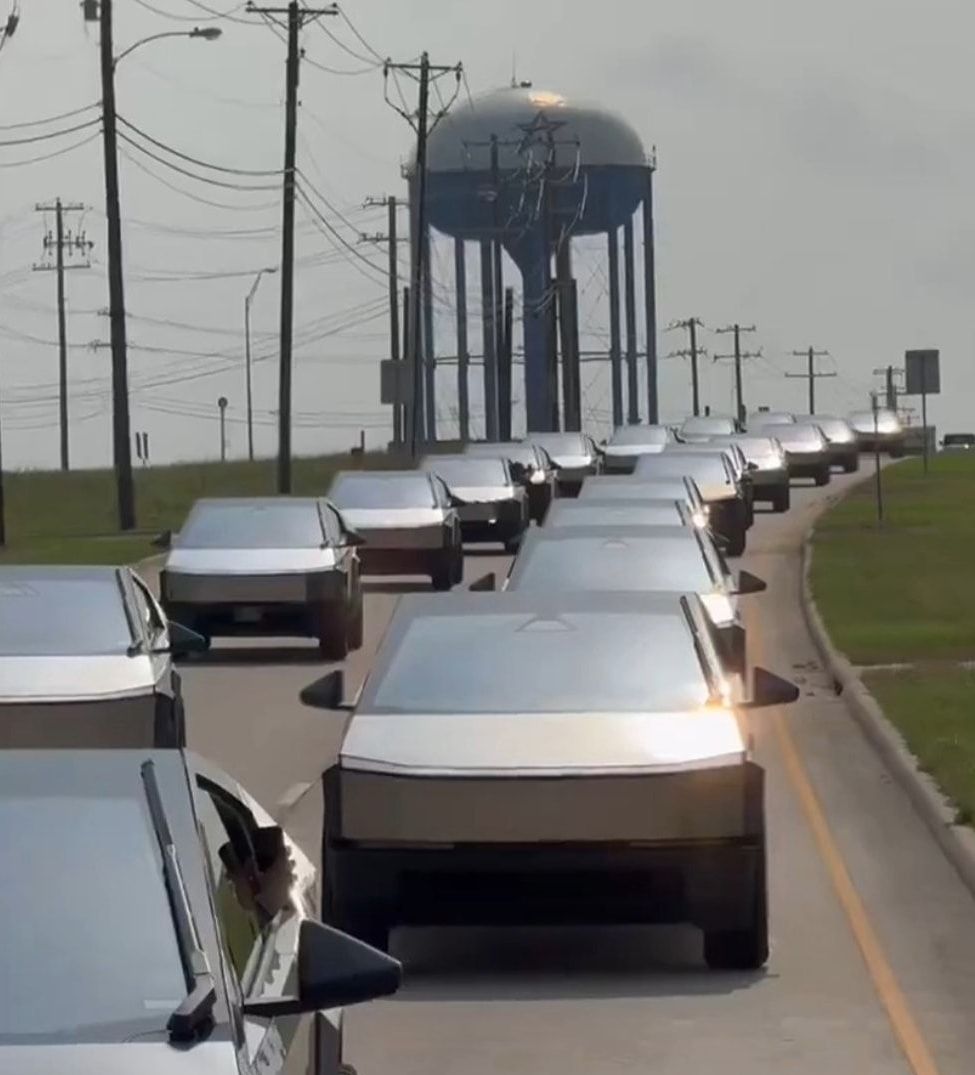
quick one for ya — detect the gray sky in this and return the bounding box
[0,0,967,469]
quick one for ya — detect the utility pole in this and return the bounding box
[667,317,706,417]
[787,346,833,414]
[97,0,135,529]
[248,1,338,492]
[361,194,405,445]
[872,364,903,413]
[714,323,759,426]
[383,52,463,456]
[33,199,91,471]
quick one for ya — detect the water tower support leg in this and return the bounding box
[624,217,639,424]
[643,167,659,424]
[454,237,470,442]
[608,228,624,428]
[479,241,498,439]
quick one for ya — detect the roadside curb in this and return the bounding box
[799,533,975,899]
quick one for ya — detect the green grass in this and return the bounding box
[0,451,413,565]
[811,454,975,664]
[864,667,975,824]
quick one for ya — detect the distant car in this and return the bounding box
[0,748,400,1071]
[329,470,464,591]
[805,415,859,473]
[578,475,710,529]
[505,525,767,673]
[465,440,558,523]
[849,409,906,457]
[942,432,975,452]
[634,452,749,555]
[544,498,694,531]
[772,422,832,485]
[306,590,800,969]
[0,565,206,750]
[160,497,364,660]
[678,414,739,442]
[746,410,795,429]
[421,454,529,552]
[663,442,754,526]
[525,431,601,495]
[708,435,791,512]
[601,424,674,473]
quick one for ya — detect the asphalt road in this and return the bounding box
[174,474,975,1075]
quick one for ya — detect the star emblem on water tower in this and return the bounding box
[516,110,568,155]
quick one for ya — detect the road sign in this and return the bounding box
[904,350,940,395]
[380,359,411,404]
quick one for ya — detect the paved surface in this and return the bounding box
[173,478,975,1075]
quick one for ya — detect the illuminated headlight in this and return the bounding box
[832,433,854,444]
[691,510,709,529]
[700,591,736,626]
[529,470,547,485]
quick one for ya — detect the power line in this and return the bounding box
[0,101,98,131]
[0,116,100,147]
[0,130,100,168]
[116,130,280,191]
[116,113,282,176]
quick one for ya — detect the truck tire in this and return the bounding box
[431,554,454,592]
[725,525,746,557]
[317,604,350,661]
[703,854,768,970]
[842,454,859,474]
[814,464,831,487]
[348,594,364,651]
[771,484,791,513]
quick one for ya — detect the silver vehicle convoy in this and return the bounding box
[848,408,906,457]
[328,470,464,591]
[0,749,400,1073]
[765,421,832,485]
[707,434,791,512]
[505,525,767,673]
[306,591,799,970]
[0,565,206,750]
[159,497,364,659]
[543,497,694,530]
[578,474,710,527]
[810,415,860,473]
[421,454,529,551]
[525,431,601,495]
[634,452,750,555]
[465,440,558,523]
[601,425,674,473]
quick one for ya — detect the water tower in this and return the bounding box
[405,83,658,438]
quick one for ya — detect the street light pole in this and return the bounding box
[244,267,275,463]
[89,0,222,530]
[98,0,135,530]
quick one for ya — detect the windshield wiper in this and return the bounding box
[141,760,217,1043]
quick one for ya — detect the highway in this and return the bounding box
[172,473,975,1075]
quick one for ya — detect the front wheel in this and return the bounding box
[771,485,791,513]
[317,604,350,661]
[703,854,768,970]
[842,455,859,473]
[724,527,746,557]
[431,555,454,592]
[347,595,364,651]
[814,465,830,487]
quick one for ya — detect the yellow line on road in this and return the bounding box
[772,708,942,1075]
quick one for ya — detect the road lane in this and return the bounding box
[174,476,975,1075]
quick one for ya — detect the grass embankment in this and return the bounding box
[0,451,408,565]
[812,454,975,821]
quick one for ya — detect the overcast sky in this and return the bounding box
[0,0,967,469]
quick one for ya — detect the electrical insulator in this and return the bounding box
[81,0,98,22]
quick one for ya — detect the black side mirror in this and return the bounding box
[509,461,528,482]
[449,494,468,509]
[241,921,401,1019]
[153,529,173,550]
[747,461,759,471]
[343,529,367,547]
[733,570,767,596]
[742,666,800,709]
[165,621,209,657]
[299,670,350,711]
[469,572,496,592]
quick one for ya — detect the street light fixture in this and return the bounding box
[88,0,223,530]
[244,267,277,462]
[114,27,222,69]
